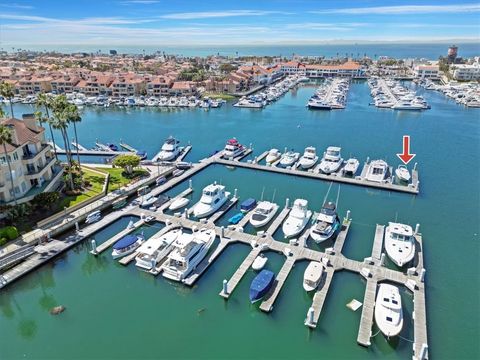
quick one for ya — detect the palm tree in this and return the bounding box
[0,82,16,118]
[65,103,82,173]
[35,93,58,160]
[0,124,18,205]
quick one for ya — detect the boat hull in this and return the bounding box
[249,270,275,303]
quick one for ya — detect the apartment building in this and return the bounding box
[0,115,60,204]
[413,65,440,79]
[169,81,197,96]
[111,76,146,97]
[51,75,80,94]
[451,63,480,81]
[18,75,53,95]
[146,76,173,97]
[305,61,365,78]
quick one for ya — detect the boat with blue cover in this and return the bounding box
[240,198,257,213]
[112,233,145,259]
[136,150,148,160]
[249,269,275,303]
[228,213,244,224]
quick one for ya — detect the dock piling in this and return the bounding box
[222,279,228,295]
[346,210,351,221]
[189,179,193,189]
[420,268,426,282]
[305,307,315,326]
[285,198,290,209]
[415,223,420,234]
[380,253,385,266]
[91,239,97,254]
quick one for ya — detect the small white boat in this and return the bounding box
[85,210,101,224]
[282,199,312,238]
[168,197,190,211]
[374,284,403,337]
[192,183,230,218]
[384,222,416,267]
[135,228,181,271]
[265,148,281,164]
[395,165,411,182]
[319,146,343,174]
[279,151,300,167]
[141,193,157,208]
[343,158,359,175]
[298,147,318,169]
[252,254,268,270]
[249,201,279,228]
[303,261,324,292]
[144,215,155,223]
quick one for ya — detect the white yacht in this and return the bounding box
[303,261,324,292]
[319,147,343,174]
[309,202,340,243]
[365,160,389,183]
[249,201,279,228]
[161,228,216,282]
[307,98,332,110]
[392,100,424,110]
[282,199,312,238]
[298,147,318,169]
[279,151,300,167]
[135,228,181,271]
[85,210,101,224]
[374,284,403,337]
[155,136,181,161]
[384,222,415,267]
[265,148,281,164]
[395,165,411,182]
[222,138,245,159]
[140,193,157,208]
[112,233,145,259]
[168,197,190,211]
[343,158,359,176]
[192,183,230,218]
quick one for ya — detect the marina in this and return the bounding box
[0,79,478,360]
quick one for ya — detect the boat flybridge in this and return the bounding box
[222,138,245,159]
[161,228,216,282]
[319,147,343,174]
[279,151,300,167]
[298,147,318,169]
[265,148,281,164]
[374,283,404,338]
[384,222,416,267]
[365,160,389,183]
[249,201,279,228]
[282,199,312,238]
[155,136,181,161]
[303,261,324,292]
[135,228,181,271]
[192,182,230,218]
[309,202,341,243]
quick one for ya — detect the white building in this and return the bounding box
[414,65,440,79]
[451,64,480,81]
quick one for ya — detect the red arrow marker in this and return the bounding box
[397,135,416,165]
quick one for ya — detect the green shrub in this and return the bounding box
[0,237,8,246]
[0,226,19,241]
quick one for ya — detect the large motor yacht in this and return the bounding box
[282,199,312,238]
[298,147,319,169]
[319,147,343,174]
[154,136,181,162]
[192,183,230,218]
[249,201,279,228]
[309,202,341,243]
[222,138,245,159]
[135,228,181,271]
[365,160,389,183]
[374,284,404,338]
[384,222,416,267]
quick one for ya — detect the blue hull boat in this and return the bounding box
[240,198,257,213]
[249,270,275,303]
[228,212,244,224]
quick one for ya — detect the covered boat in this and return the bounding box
[240,198,257,213]
[249,269,275,303]
[112,233,145,259]
[228,213,244,224]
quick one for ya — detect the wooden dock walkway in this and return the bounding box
[208,197,239,223]
[357,277,378,346]
[119,142,138,152]
[259,256,296,312]
[371,225,385,261]
[219,246,262,298]
[266,207,290,235]
[306,266,335,328]
[177,145,192,162]
[253,151,269,164]
[215,158,419,194]
[333,219,351,253]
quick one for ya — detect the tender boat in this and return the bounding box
[155,136,181,161]
[343,158,359,176]
[303,261,324,292]
[112,233,145,259]
[107,143,118,151]
[168,197,190,211]
[141,193,157,208]
[161,228,216,282]
[279,151,300,167]
[282,199,312,238]
[252,254,268,271]
[374,284,404,337]
[384,222,415,267]
[228,213,244,224]
[249,201,279,228]
[222,138,245,159]
[319,147,343,174]
[136,150,148,160]
[192,183,230,218]
[395,165,411,182]
[135,228,181,270]
[172,169,184,177]
[137,185,150,196]
[240,198,257,213]
[85,210,101,224]
[265,148,281,164]
[298,147,319,169]
[365,160,389,182]
[309,202,340,243]
[249,269,275,303]
[156,176,167,186]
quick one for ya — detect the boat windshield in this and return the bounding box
[327,150,339,156]
[391,233,410,242]
[169,259,187,271]
[372,166,385,175]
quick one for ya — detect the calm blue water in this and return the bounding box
[4,81,480,359]
[14,43,480,59]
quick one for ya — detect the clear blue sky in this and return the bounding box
[0,0,479,46]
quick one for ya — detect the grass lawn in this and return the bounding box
[202,92,237,101]
[94,167,149,193]
[59,169,106,208]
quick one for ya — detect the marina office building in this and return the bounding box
[0,115,61,204]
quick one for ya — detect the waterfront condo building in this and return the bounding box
[0,115,61,204]
[414,65,440,79]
